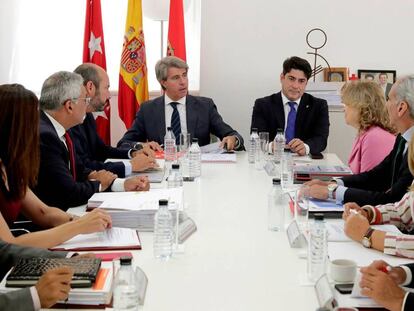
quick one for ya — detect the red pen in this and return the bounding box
[379,266,391,273]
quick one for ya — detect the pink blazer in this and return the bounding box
[348,126,396,174]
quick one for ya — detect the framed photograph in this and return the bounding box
[357,69,396,83]
[323,67,349,82]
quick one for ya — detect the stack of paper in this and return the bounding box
[88,188,183,231]
[105,158,166,182]
[199,142,237,163]
[51,227,141,251]
[0,262,113,307]
[294,164,352,182]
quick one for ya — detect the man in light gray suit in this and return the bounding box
[0,240,72,311]
[118,56,244,151]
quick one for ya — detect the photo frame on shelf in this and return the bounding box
[323,67,349,82]
[357,69,396,83]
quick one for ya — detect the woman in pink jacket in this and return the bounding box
[343,81,395,174]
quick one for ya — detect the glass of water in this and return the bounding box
[295,184,310,230]
[281,152,294,191]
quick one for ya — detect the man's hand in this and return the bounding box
[342,202,367,220]
[143,141,162,151]
[220,135,237,151]
[304,179,331,187]
[89,170,117,191]
[124,176,150,191]
[35,267,74,308]
[359,264,406,311]
[344,213,370,242]
[364,260,407,285]
[288,138,306,156]
[75,208,112,233]
[130,153,158,172]
[308,184,329,200]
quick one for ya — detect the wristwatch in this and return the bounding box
[131,142,143,152]
[362,227,375,248]
[327,183,338,200]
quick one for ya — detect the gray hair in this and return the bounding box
[39,71,83,111]
[74,63,100,88]
[155,56,188,89]
[395,75,414,117]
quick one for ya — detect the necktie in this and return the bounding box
[170,102,181,144]
[391,136,406,185]
[285,102,297,143]
[64,132,77,181]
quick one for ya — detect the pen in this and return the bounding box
[379,265,391,273]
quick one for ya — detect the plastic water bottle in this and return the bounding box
[274,129,286,163]
[307,213,328,282]
[281,152,294,190]
[248,128,259,164]
[268,178,285,231]
[167,164,183,188]
[164,127,176,163]
[113,256,139,311]
[154,199,173,260]
[188,138,201,178]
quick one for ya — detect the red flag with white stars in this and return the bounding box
[83,0,110,144]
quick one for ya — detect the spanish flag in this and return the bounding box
[167,0,186,61]
[118,0,149,129]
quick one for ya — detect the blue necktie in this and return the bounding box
[285,102,297,143]
[170,102,181,144]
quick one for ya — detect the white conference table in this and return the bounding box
[62,152,343,311]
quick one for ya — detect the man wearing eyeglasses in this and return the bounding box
[34,71,150,210]
[69,63,158,178]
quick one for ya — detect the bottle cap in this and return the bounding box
[272,178,281,185]
[314,213,325,221]
[119,256,132,265]
[159,199,168,206]
[172,164,180,170]
[192,138,198,143]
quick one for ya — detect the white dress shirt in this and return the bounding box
[164,94,188,135]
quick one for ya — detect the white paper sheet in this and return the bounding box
[326,222,402,242]
[201,153,236,162]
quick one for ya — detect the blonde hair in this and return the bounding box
[341,81,394,133]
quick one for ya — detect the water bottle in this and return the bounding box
[113,256,139,311]
[274,129,286,163]
[307,213,328,282]
[167,164,183,188]
[188,138,201,178]
[281,151,294,190]
[164,127,176,163]
[248,128,259,164]
[268,178,285,231]
[154,199,173,260]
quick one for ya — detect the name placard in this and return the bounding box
[264,160,278,176]
[135,266,148,305]
[286,220,306,248]
[314,274,337,310]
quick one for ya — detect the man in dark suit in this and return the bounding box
[250,56,329,155]
[308,75,414,206]
[379,72,393,100]
[118,56,244,151]
[359,260,414,311]
[70,63,157,178]
[0,239,72,311]
[34,71,149,210]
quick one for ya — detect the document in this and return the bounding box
[201,153,236,163]
[51,227,141,251]
[308,199,343,212]
[326,222,402,242]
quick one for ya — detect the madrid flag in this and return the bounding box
[82,0,110,144]
[167,0,186,61]
[118,0,149,129]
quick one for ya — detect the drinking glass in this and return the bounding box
[295,184,310,230]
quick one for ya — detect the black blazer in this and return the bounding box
[403,263,414,310]
[33,111,100,210]
[69,113,129,177]
[250,92,329,154]
[341,135,413,206]
[118,95,244,150]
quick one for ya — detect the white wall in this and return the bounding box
[199,0,414,162]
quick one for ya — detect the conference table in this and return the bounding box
[63,152,344,311]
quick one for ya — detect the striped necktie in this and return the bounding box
[285,102,297,143]
[391,136,406,185]
[170,102,181,144]
[64,132,77,181]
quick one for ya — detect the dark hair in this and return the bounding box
[282,56,312,80]
[74,63,101,88]
[0,84,39,200]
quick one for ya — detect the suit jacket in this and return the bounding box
[250,92,329,154]
[69,113,129,177]
[0,240,67,311]
[341,135,413,206]
[118,95,244,150]
[33,111,100,210]
[403,263,414,310]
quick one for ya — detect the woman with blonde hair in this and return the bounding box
[342,81,395,173]
[0,83,112,248]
